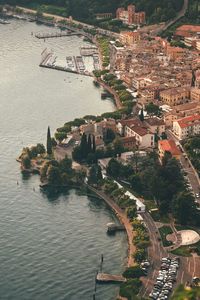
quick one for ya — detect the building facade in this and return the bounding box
[116,4,145,25]
[173,114,200,140]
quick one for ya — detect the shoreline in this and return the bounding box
[87,184,135,267]
[6,8,122,111]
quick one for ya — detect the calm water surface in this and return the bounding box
[0,20,127,300]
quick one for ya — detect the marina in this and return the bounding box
[39,46,99,76]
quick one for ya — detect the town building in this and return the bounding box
[175,25,200,38]
[164,102,200,128]
[173,114,200,140]
[116,4,145,25]
[191,87,200,102]
[119,136,136,150]
[158,139,181,160]
[95,13,113,20]
[120,31,141,46]
[160,87,190,106]
[144,117,165,136]
[125,124,154,149]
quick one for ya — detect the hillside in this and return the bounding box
[2,0,184,24]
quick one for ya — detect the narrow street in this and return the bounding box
[167,129,200,197]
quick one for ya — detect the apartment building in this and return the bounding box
[116,5,145,25]
[160,87,190,106]
[120,31,141,46]
[164,102,200,127]
[125,124,154,148]
[173,114,200,140]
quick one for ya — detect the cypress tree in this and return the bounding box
[96,165,103,182]
[92,135,96,153]
[87,134,92,154]
[139,108,144,122]
[80,133,88,159]
[47,126,52,155]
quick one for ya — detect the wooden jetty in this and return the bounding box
[96,273,126,283]
[35,31,81,39]
[107,222,125,233]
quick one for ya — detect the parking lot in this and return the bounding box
[149,257,180,300]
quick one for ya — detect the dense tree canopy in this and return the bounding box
[6,0,184,23]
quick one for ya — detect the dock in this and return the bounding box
[80,46,98,56]
[96,273,126,283]
[35,31,82,39]
[107,222,125,233]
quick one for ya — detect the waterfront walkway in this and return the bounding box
[96,78,123,109]
[87,185,135,267]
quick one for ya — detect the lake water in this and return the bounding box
[0,19,127,300]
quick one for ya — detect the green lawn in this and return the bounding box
[171,246,192,257]
[159,225,173,247]
[171,241,200,257]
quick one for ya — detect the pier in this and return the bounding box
[96,273,126,283]
[107,222,125,233]
[35,31,82,39]
[80,46,98,56]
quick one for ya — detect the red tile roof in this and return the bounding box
[177,114,200,128]
[159,139,181,156]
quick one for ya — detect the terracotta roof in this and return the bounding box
[159,139,181,156]
[129,125,149,136]
[120,136,136,143]
[145,117,165,126]
[118,118,143,127]
[177,114,200,128]
[160,86,190,96]
[174,101,199,112]
[176,25,200,33]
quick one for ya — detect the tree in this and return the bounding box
[87,134,92,153]
[123,266,144,279]
[72,146,82,162]
[92,135,96,153]
[36,143,46,154]
[88,165,98,185]
[80,133,88,159]
[145,102,161,116]
[55,132,67,143]
[59,155,72,173]
[104,128,115,144]
[133,249,146,263]
[113,138,124,156]
[21,155,31,169]
[51,137,57,147]
[107,158,121,177]
[47,126,52,155]
[47,165,61,185]
[96,165,103,182]
[139,108,144,122]
[173,191,197,225]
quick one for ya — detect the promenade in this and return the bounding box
[87,185,135,267]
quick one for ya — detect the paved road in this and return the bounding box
[161,0,188,32]
[140,212,167,298]
[140,212,200,298]
[167,130,200,197]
